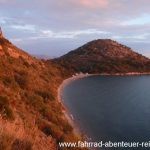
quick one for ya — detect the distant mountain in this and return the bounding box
[54,39,150,73]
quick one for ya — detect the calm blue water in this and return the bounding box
[62,75,150,149]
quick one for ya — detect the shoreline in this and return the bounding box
[57,73,92,137]
[57,72,150,139]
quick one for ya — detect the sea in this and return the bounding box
[62,75,150,150]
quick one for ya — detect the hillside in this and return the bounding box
[0,34,83,150]
[54,39,150,73]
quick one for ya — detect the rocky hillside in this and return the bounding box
[0,34,83,150]
[54,39,150,73]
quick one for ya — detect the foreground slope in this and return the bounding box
[0,36,83,150]
[54,39,150,73]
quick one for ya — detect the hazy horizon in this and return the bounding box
[1,0,150,57]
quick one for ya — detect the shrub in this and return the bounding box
[61,120,73,133]
[11,139,32,150]
[19,56,30,68]
[0,133,13,150]
[2,76,13,86]
[1,76,18,91]
[14,70,28,89]
[35,90,55,101]
[41,106,58,123]
[40,122,63,140]
[26,93,45,112]
[0,96,14,120]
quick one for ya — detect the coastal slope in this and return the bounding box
[54,39,150,73]
[0,34,82,150]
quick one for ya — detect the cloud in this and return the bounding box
[10,24,36,31]
[1,0,150,56]
[43,29,110,39]
[11,28,110,42]
[75,0,109,8]
[112,33,150,41]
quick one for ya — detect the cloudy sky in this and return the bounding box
[0,0,150,57]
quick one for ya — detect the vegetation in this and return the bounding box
[54,39,150,74]
[35,90,55,101]
[0,133,13,150]
[0,96,14,120]
[11,139,32,150]
[14,70,29,89]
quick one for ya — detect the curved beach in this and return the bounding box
[57,73,92,136]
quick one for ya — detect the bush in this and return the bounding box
[0,96,14,120]
[19,56,30,68]
[35,90,55,101]
[0,133,13,150]
[14,70,28,89]
[1,76,13,86]
[25,93,45,112]
[40,122,63,140]
[11,139,32,150]
[41,106,58,124]
[61,120,73,133]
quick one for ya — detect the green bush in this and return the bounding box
[0,96,14,120]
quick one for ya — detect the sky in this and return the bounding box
[0,0,150,58]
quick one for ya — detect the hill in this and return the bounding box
[0,34,83,150]
[54,39,150,73]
